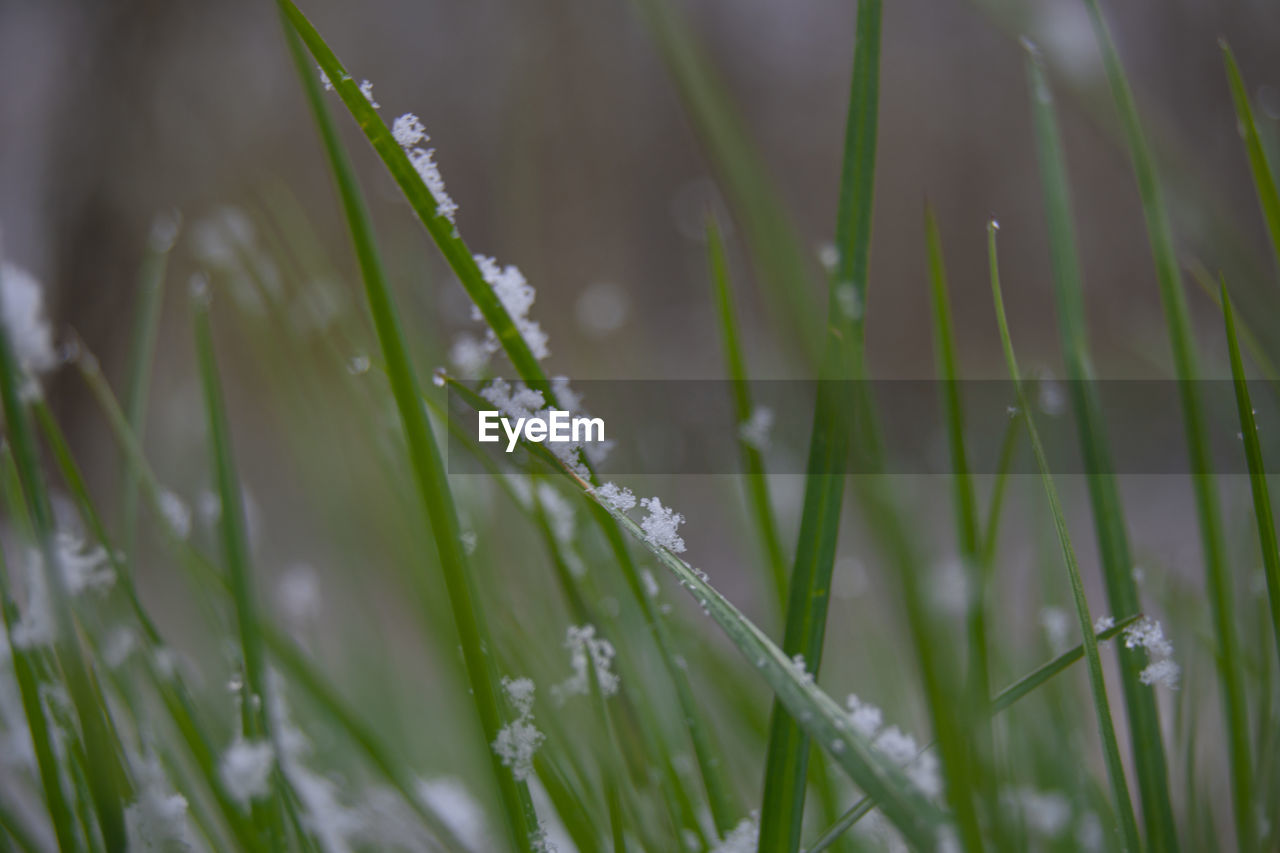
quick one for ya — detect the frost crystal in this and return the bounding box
[220,739,275,807]
[1,262,58,399]
[56,533,114,595]
[639,496,686,553]
[408,147,459,224]
[13,549,53,648]
[1093,615,1115,634]
[710,813,759,853]
[1139,658,1181,690]
[1123,617,1173,659]
[391,113,427,148]
[788,653,814,685]
[551,624,619,703]
[595,482,637,512]
[318,67,333,91]
[450,333,490,375]
[738,405,774,451]
[473,255,546,359]
[358,79,379,108]
[846,694,883,738]
[158,489,192,540]
[842,693,941,799]
[493,677,544,781]
[125,756,194,851]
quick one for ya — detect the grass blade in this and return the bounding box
[1080,4,1255,845]
[0,280,129,852]
[758,0,883,848]
[989,218,1141,852]
[706,216,789,612]
[1221,41,1280,283]
[1220,280,1280,668]
[1025,46,1180,850]
[276,17,542,850]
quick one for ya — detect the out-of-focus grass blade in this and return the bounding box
[807,613,1144,853]
[629,0,822,366]
[121,215,177,558]
[758,1,884,848]
[1220,280,1280,667]
[279,0,549,389]
[1080,4,1255,846]
[989,218,1141,852]
[0,288,129,852]
[925,204,1001,844]
[191,285,286,847]
[1025,46,1179,850]
[980,415,1021,566]
[277,17,542,851]
[1221,41,1280,282]
[706,216,788,611]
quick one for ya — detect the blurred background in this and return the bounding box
[1,0,1279,840]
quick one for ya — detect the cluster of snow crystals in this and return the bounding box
[125,755,195,851]
[1093,615,1115,633]
[1124,617,1180,689]
[386,110,458,225]
[595,482,637,512]
[450,333,489,376]
[13,549,53,648]
[481,378,546,420]
[1002,787,1072,838]
[479,378,603,476]
[417,777,492,852]
[158,489,192,540]
[318,67,334,91]
[358,79,379,108]
[461,530,479,556]
[710,813,759,853]
[789,654,814,685]
[472,255,548,360]
[1,262,58,399]
[220,738,275,807]
[55,532,114,595]
[492,677,545,781]
[738,405,774,451]
[639,496,687,553]
[551,624,619,704]
[842,693,941,798]
[1039,606,1071,654]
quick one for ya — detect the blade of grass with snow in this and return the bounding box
[989,219,1141,852]
[0,296,129,852]
[277,18,542,851]
[758,0,884,847]
[1221,41,1280,283]
[1025,47,1179,851]
[706,216,788,612]
[1220,280,1280,668]
[1081,3,1255,845]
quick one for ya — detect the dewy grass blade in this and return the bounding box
[279,0,548,389]
[1024,47,1180,850]
[759,1,883,848]
[0,283,129,852]
[1221,41,1280,283]
[1220,280,1280,668]
[277,18,542,851]
[989,219,1141,852]
[1080,3,1255,845]
[706,216,788,612]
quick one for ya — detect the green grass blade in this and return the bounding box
[629,0,823,366]
[277,17,541,851]
[980,415,1021,566]
[989,218,1141,852]
[1220,280,1280,668]
[925,204,1001,846]
[279,0,548,388]
[0,289,129,852]
[1221,41,1280,283]
[1025,46,1180,850]
[1080,4,1255,846]
[706,216,788,612]
[758,1,882,848]
[191,285,286,848]
[121,217,176,558]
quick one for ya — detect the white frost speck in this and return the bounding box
[738,406,774,451]
[220,739,275,807]
[551,624,619,704]
[159,489,192,540]
[493,677,544,781]
[639,496,686,553]
[595,482,637,513]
